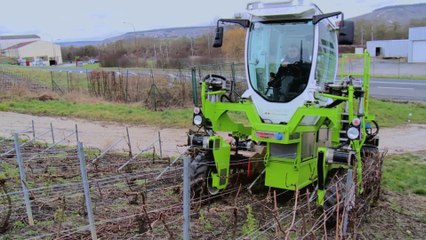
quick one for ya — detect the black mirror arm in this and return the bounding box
[312,11,343,25]
[217,19,250,28]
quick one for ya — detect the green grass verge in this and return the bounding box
[369,99,426,127]
[0,67,53,86]
[0,67,92,91]
[0,100,193,128]
[1,98,425,128]
[382,152,426,195]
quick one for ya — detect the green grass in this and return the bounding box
[0,67,53,85]
[369,99,426,127]
[0,56,17,65]
[382,152,426,195]
[0,66,88,90]
[82,63,100,69]
[0,99,192,128]
[0,98,424,128]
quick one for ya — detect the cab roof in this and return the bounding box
[246,1,320,21]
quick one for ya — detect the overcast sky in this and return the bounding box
[0,0,424,42]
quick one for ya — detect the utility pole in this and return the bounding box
[123,21,138,66]
[190,37,194,57]
[165,40,169,64]
[207,33,212,56]
[153,43,157,67]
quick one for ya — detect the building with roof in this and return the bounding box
[408,26,426,63]
[366,26,426,63]
[0,34,41,50]
[0,35,62,66]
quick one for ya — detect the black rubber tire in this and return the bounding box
[189,151,219,199]
[323,169,352,226]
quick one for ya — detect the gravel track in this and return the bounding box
[1,111,425,155]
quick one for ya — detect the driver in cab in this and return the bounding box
[268,44,301,101]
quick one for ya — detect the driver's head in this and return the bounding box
[287,45,299,60]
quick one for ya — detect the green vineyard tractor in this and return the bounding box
[187,0,379,212]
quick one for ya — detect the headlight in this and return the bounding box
[347,127,360,140]
[193,115,203,126]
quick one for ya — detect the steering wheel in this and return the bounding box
[202,74,226,82]
[202,74,234,102]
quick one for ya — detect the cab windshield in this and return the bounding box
[247,21,313,102]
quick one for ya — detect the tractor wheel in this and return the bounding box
[323,169,355,226]
[189,151,220,199]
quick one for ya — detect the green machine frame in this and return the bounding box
[190,51,377,205]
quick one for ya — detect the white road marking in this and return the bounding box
[372,81,426,86]
[377,86,414,90]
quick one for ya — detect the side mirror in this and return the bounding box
[313,11,342,25]
[338,21,354,45]
[213,27,224,48]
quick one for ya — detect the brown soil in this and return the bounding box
[358,191,426,239]
[1,114,425,239]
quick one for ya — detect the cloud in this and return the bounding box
[0,0,424,41]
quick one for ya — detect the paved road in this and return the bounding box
[370,78,426,101]
[2,65,426,101]
[30,70,426,101]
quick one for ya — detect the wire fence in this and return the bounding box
[0,120,386,239]
[0,121,185,239]
[0,61,391,238]
[0,63,247,110]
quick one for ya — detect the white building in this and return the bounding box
[366,26,426,63]
[0,34,40,50]
[366,40,409,58]
[1,39,62,66]
[408,26,426,63]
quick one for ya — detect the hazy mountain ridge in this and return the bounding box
[58,26,215,47]
[349,3,426,25]
[58,3,426,47]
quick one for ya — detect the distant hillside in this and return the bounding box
[102,26,215,44]
[59,26,215,47]
[57,41,101,47]
[349,3,426,25]
[58,3,426,48]
[348,3,426,44]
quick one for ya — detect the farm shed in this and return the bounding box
[0,34,40,50]
[366,40,409,58]
[408,26,426,63]
[366,26,426,63]
[2,40,62,66]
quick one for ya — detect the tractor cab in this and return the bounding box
[214,1,351,123]
[248,20,314,104]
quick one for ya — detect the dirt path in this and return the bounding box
[0,111,188,157]
[1,111,425,155]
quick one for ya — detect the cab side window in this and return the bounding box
[316,22,337,86]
